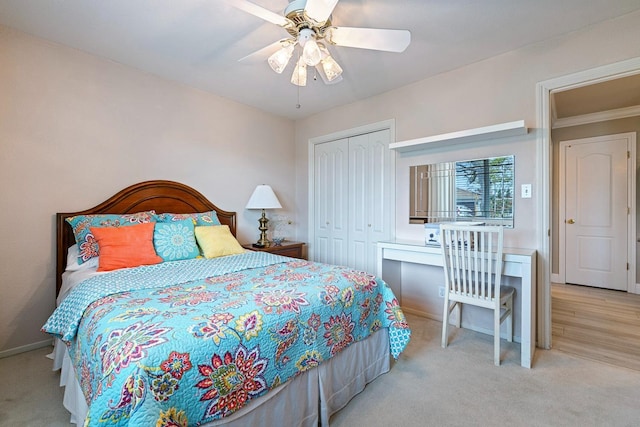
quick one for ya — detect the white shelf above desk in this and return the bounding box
[390,120,528,152]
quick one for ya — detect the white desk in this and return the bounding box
[377,239,536,368]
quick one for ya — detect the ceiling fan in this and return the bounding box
[224,0,411,86]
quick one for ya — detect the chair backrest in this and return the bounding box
[440,224,504,303]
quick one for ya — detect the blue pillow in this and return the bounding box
[66,211,156,264]
[153,219,199,262]
[156,210,221,226]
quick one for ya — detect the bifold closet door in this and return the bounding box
[348,129,391,274]
[313,138,349,266]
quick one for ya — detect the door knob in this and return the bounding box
[566,218,575,224]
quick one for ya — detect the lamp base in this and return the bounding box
[255,209,271,248]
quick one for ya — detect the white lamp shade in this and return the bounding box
[321,55,343,81]
[291,58,307,86]
[246,185,282,210]
[268,44,294,74]
[302,38,322,66]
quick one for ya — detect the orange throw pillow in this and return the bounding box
[90,222,162,271]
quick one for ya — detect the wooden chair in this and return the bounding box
[439,223,514,366]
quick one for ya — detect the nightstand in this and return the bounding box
[242,241,306,260]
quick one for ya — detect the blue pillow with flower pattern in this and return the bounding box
[66,211,156,265]
[153,219,199,262]
[156,210,221,226]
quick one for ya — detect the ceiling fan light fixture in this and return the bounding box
[302,38,322,66]
[297,28,322,66]
[268,44,294,74]
[230,0,412,87]
[321,55,342,81]
[317,43,342,81]
[291,57,307,86]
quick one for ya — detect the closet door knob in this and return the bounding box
[566,218,575,224]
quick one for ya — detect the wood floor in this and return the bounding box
[552,282,640,371]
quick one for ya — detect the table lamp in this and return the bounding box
[245,184,282,247]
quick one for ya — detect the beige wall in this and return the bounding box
[3,10,640,354]
[294,10,640,319]
[0,26,295,354]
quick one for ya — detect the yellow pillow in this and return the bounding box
[195,225,245,258]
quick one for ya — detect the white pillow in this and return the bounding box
[66,244,99,271]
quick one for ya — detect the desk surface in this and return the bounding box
[378,239,536,259]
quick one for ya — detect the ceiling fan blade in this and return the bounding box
[239,39,293,63]
[304,0,339,25]
[223,0,292,27]
[326,27,411,53]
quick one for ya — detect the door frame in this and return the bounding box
[307,119,396,262]
[536,56,640,349]
[557,133,636,290]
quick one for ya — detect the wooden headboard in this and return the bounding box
[56,180,237,296]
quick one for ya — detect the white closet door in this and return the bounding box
[348,129,391,273]
[367,128,392,262]
[314,138,349,266]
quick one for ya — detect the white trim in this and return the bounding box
[553,105,640,129]
[536,56,640,350]
[389,120,527,152]
[0,339,52,359]
[307,119,396,262]
[550,95,558,128]
[627,133,637,294]
[535,80,552,350]
[309,119,396,145]
[557,139,567,284]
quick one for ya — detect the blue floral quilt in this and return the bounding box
[42,251,410,426]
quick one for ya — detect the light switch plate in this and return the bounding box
[521,184,532,198]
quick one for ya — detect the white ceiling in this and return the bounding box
[2,0,640,120]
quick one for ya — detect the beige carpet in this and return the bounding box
[2,313,639,426]
[330,314,640,427]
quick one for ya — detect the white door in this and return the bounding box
[314,138,349,266]
[562,134,630,290]
[347,129,391,273]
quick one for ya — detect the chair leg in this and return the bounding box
[441,298,450,348]
[506,296,513,343]
[494,306,501,366]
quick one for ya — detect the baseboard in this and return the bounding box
[401,306,521,343]
[401,306,441,322]
[551,273,562,284]
[0,339,53,359]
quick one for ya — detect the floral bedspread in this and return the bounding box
[42,252,410,427]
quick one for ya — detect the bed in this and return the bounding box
[43,180,410,427]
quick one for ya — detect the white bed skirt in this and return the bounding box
[51,330,390,426]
